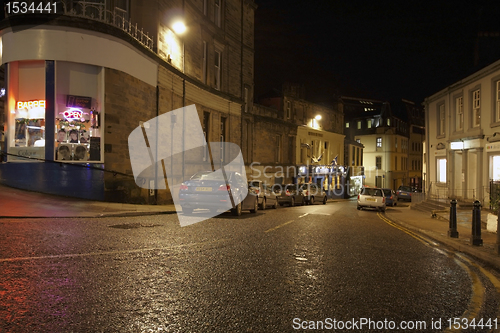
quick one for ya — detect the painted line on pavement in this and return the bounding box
[264,220,295,233]
[378,213,485,332]
[0,238,230,263]
[298,213,309,218]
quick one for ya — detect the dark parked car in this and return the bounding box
[180,171,258,216]
[299,183,327,205]
[381,188,397,207]
[396,185,417,202]
[274,184,306,207]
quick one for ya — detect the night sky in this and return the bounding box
[254,0,500,106]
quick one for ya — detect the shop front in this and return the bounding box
[0,60,105,200]
[296,164,350,199]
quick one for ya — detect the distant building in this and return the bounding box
[342,96,410,190]
[423,58,500,205]
[251,83,345,196]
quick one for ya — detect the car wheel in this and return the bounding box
[302,197,306,206]
[290,197,295,207]
[231,202,242,216]
[382,208,386,212]
[309,196,314,205]
[273,199,278,209]
[260,198,266,210]
[357,206,361,210]
[250,198,258,213]
[183,207,193,215]
[322,196,327,205]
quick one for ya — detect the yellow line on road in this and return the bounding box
[377,213,485,333]
[264,220,295,233]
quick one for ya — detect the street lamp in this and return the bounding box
[315,115,322,120]
[172,21,186,34]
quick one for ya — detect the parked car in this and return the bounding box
[299,183,327,205]
[357,187,386,211]
[274,184,306,207]
[396,185,417,202]
[179,171,258,216]
[248,180,279,209]
[381,188,397,207]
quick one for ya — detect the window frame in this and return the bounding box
[455,96,463,131]
[376,137,382,148]
[472,89,481,128]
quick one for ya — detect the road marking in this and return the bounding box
[0,239,230,263]
[264,220,295,233]
[298,213,309,218]
[442,258,484,333]
[377,213,486,332]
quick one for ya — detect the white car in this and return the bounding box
[357,187,386,212]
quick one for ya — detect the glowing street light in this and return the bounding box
[315,115,322,120]
[172,21,186,34]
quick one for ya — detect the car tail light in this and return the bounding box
[179,184,188,191]
[390,196,393,200]
[254,189,260,194]
[382,197,386,203]
[357,194,360,200]
[286,189,290,196]
[304,191,309,196]
[218,185,231,191]
[410,193,412,196]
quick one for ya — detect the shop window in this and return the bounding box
[55,61,103,163]
[7,61,46,161]
[491,155,500,181]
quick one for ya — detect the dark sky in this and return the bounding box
[254,0,500,105]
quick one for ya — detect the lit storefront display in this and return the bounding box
[1,59,105,200]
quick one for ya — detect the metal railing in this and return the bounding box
[3,0,154,51]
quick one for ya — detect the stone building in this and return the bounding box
[424,58,500,205]
[0,0,256,203]
[251,83,345,193]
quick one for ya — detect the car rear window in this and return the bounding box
[363,188,382,196]
[399,186,412,192]
[383,189,392,196]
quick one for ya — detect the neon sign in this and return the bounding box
[17,100,46,109]
[62,108,86,122]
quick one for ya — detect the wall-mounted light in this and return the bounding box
[315,115,322,120]
[172,21,186,34]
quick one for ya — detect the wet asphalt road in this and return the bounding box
[1,200,500,332]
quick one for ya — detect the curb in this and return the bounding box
[385,212,500,271]
[0,210,179,219]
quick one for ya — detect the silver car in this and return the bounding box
[357,187,386,212]
[248,180,279,209]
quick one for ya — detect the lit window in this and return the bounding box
[437,158,447,183]
[387,118,391,126]
[376,137,382,148]
[357,121,361,129]
[345,122,349,128]
[367,119,372,128]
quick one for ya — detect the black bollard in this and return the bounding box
[471,200,483,246]
[448,199,459,238]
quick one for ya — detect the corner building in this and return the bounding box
[0,0,255,203]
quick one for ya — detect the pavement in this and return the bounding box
[2,184,500,271]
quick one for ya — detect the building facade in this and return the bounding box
[424,58,500,205]
[0,0,256,203]
[343,97,410,190]
[251,83,345,195]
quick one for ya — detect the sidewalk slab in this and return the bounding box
[0,184,178,218]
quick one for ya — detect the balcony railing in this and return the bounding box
[3,0,154,51]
